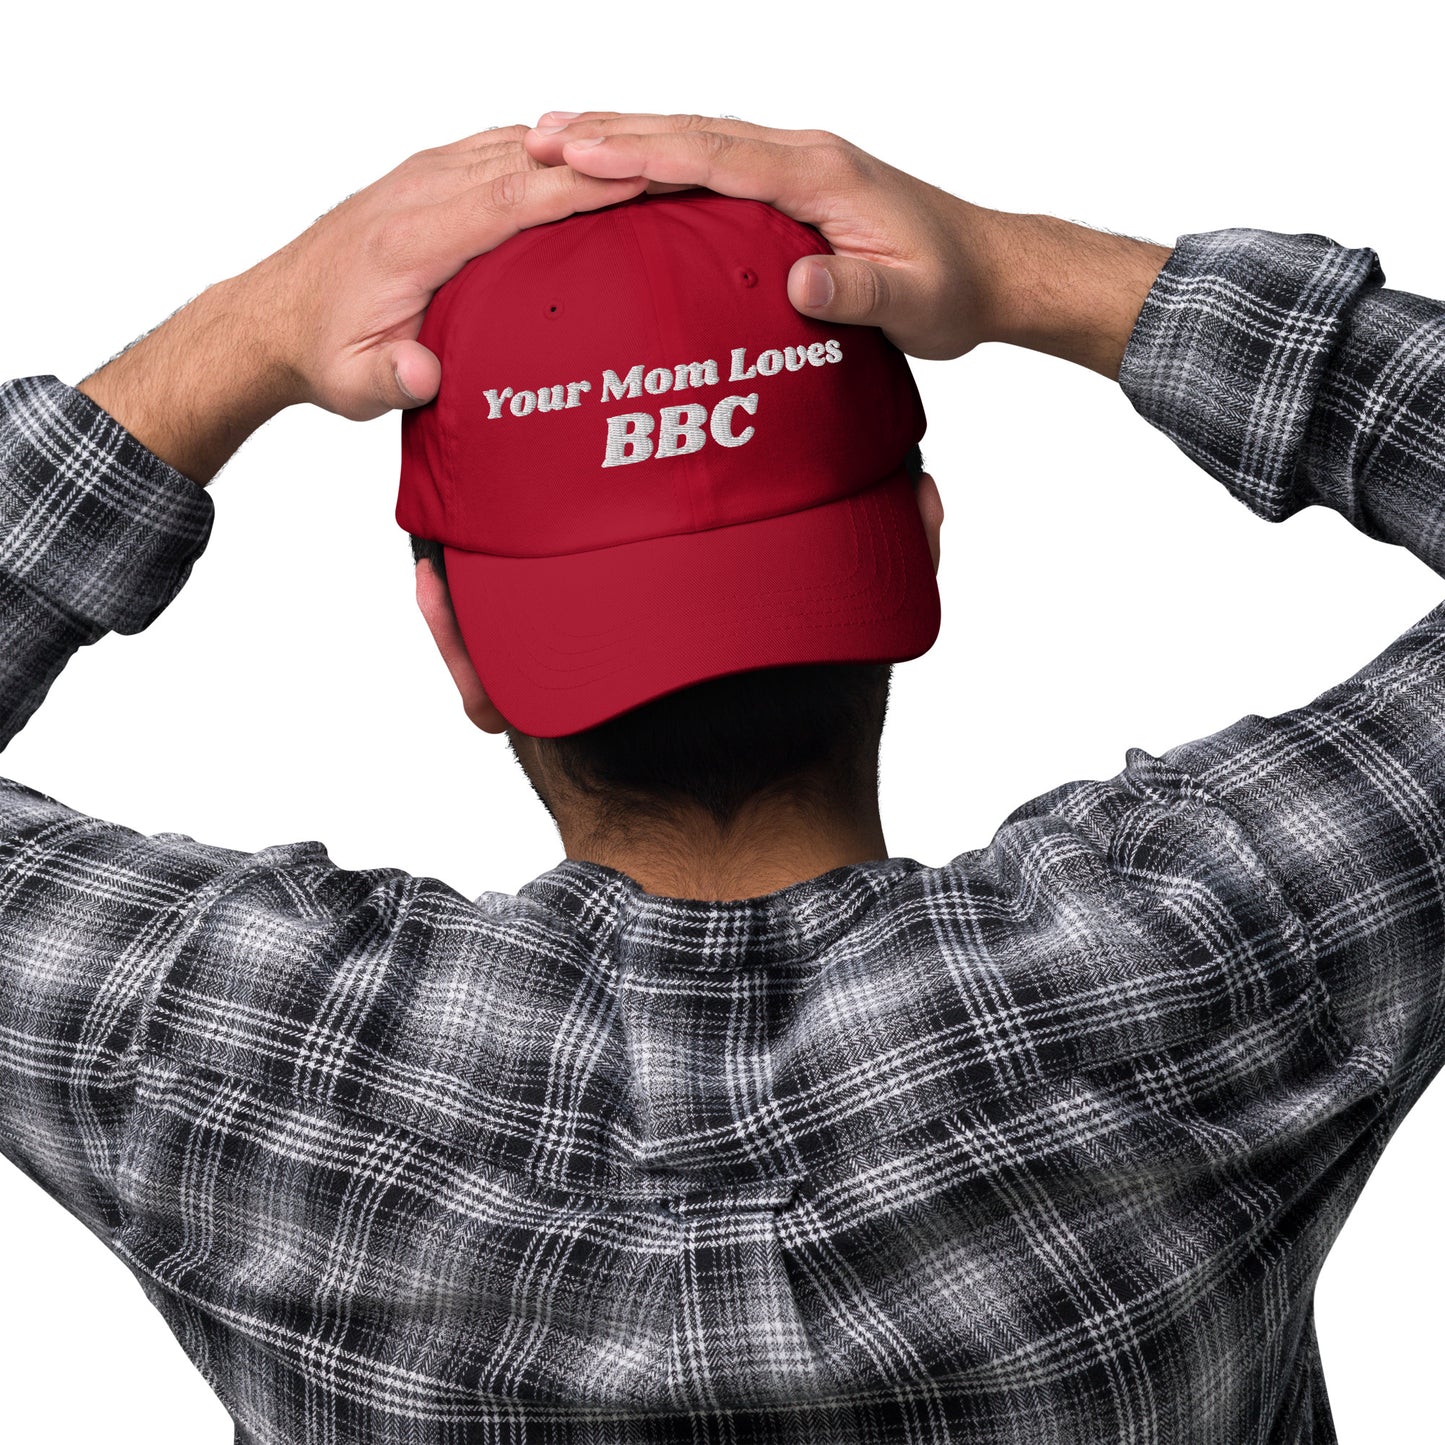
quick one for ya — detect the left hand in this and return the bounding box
[79,127,646,482]
[523,111,1171,380]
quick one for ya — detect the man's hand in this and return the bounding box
[79,128,647,483]
[524,113,1172,379]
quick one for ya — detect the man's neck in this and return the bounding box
[557,799,890,903]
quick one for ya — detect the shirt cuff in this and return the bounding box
[0,374,215,635]
[1118,228,1385,524]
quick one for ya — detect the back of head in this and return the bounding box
[399,192,938,830]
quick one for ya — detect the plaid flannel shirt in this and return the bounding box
[2,226,1444,1445]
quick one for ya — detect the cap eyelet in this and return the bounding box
[544,301,564,319]
[738,267,758,288]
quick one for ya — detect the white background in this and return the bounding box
[1,1,1441,1439]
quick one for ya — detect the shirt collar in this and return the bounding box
[516,855,925,967]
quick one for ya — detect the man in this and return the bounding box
[0,112,1440,1444]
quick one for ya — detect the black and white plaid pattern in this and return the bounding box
[1,225,1442,1443]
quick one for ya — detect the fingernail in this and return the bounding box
[564,135,604,150]
[396,369,420,404]
[532,111,581,134]
[802,262,834,309]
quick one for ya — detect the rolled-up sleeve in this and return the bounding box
[0,374,241,1237]
[1122,230,1445,1128]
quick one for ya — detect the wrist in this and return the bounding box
[77,271,298,485]
[974,210,1173,379]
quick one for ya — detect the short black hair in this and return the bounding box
[410,445,924,830]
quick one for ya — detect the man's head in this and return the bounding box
[409,442,942,847]
[396,191,944,885]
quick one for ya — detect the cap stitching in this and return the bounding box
[443,460,917,561]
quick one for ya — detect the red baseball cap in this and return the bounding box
[397,190,939,738]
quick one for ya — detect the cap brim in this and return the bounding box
[441,464,941,738]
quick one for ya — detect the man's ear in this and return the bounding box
[414,557,509,734]
[915,471,943,575]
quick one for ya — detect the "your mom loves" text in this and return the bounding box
[479,339,845,469]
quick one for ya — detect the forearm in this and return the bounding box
[0,136,644,759]
[981,220,1445,576]
[77,270,293,486]
[978,210,1174,380]
[0,279,291,754]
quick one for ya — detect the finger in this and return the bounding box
[410,166,649,290]
[430,143,547,197]
[408,128,583,202]
[423,124,531,157]
[410,137,542,196]
[549,130,835,222]
[334,338,441,422]
[532,109,625,130]
[445,140,683,199]
[520,115,710,197]
[542,112,806,144]
[391,339,442,409]
[524,112,809,167]
[786,254,896,329]
[523,111,628,164]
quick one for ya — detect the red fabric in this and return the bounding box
[443,463,938,737]
[398,190,936,736]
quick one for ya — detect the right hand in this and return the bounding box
[523,112,1004,362]
[524,113,1173,380]
[78,126,648,482]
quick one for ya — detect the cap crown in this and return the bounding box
[398,193,925,558]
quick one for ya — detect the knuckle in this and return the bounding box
[387,169,435,205]
[816,134,859,171]
[701,130,737,164]
[373,213,417,260]
[467,151,524,186]
[487,169,530,211]
[462,154,502,188]
[669,112,715,133]
[856,264,888,317]
[489,123,529,141]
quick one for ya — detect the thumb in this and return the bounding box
[370,339,441,417]
[788,255,894,328]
